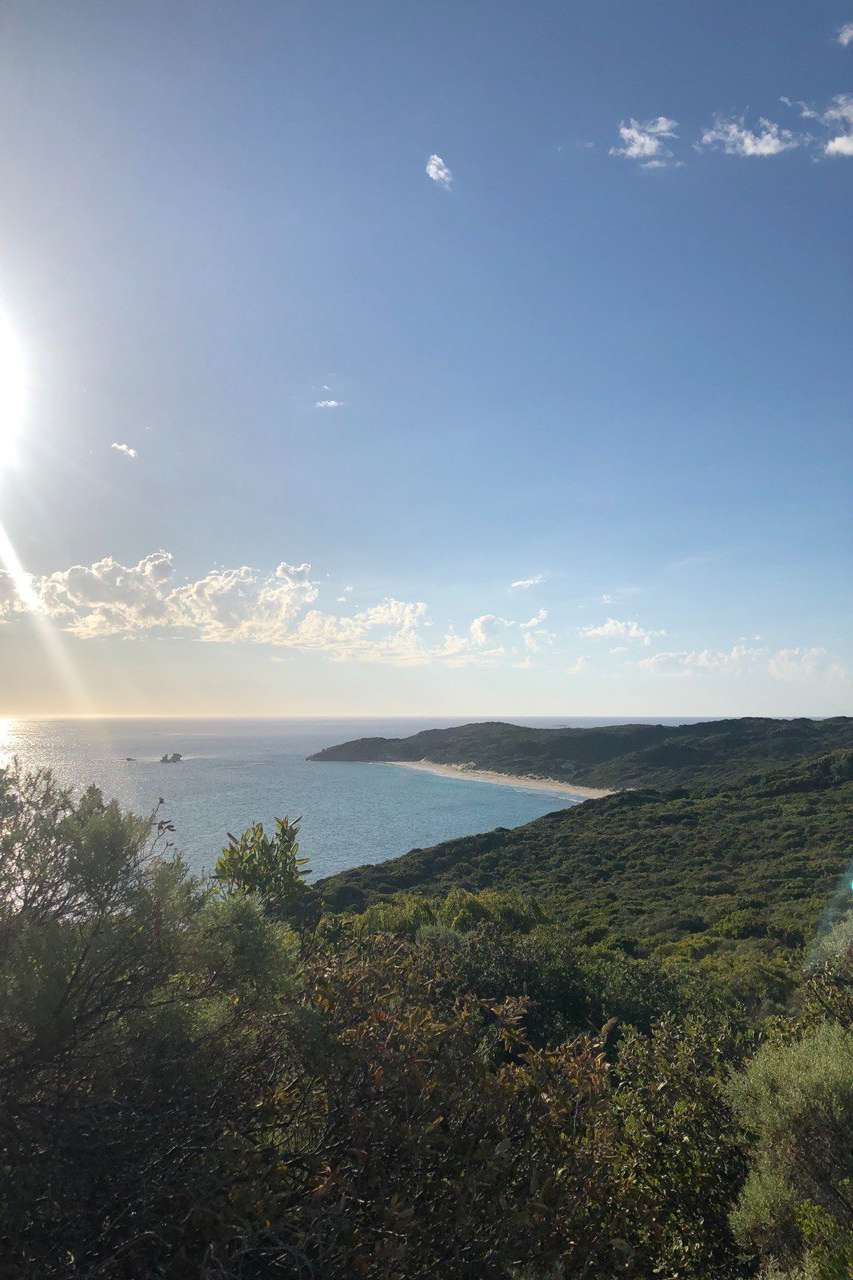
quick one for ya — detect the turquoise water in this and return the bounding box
[1,717,695,880]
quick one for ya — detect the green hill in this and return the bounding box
[308,715,853,791]
[320,750,853,986]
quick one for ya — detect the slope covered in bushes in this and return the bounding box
[321,751,853,999]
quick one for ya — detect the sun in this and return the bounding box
[0,308,28,469]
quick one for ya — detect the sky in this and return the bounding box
[0,0,851,718]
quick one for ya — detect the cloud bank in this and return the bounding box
[637,644,848,684]
[0,551,547,670]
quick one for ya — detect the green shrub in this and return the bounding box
[213,815,321,930]
[728,1021,853,1278]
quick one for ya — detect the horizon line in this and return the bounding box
[1,711,840,722]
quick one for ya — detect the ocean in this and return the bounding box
[1,717,701,881]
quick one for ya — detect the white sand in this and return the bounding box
[387,759,614,801]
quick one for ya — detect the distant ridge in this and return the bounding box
[308,716,853,792]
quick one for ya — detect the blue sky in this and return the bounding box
[0,0,851,716]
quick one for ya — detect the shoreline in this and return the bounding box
[387,759,615,801]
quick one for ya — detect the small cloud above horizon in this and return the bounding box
[610,116,680,168]
[426,154,453,188]
[111,442,137,459]
[580,617,666,647]
[699,114,800,157]
[837,21,853,46]
[780,93,853,156]
[520,608,548,629]
[510,573,545,590]
[315,399,344,409]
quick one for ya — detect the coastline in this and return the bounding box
[387,759,615,801]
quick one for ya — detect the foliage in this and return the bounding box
[353,885,543,938]
[610,1014,750,1278]
[0,762,306,1278]
[727,916,853,1279]
[2,753,852,1278]
[214,814,321,930]
[322,751,853,1010]
[728,1022,853,1279]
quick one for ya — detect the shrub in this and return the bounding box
[728,1021,853,1278]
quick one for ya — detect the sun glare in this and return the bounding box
[0,307,28,469]
[0,718,13,768]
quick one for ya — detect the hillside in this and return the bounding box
[308,715,853,791]
[320,750,853,983]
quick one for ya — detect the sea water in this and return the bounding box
[0,717,699,880]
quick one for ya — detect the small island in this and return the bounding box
[159,752,182,764]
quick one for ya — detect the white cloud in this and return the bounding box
[637,644,762,675]
[426,154,452,187]
[699,115,800,157]
[315,400,344,409]
[289,598,433,665]
[820,95,853,154]
[766,647,849,683]
[468,614,505,648]
[522,624,555,654]
[610,116,680,167]
[600,593,613,605]
[837,21,853,46]
[636,644,849,684]
[580,617,666,647]
[566,656,588,675]
[510,574,545,590]
[168,561,319,645]
[36,552,175,638]
[2,550,556,670]
[784,93,853,156]
[520,608,548,629]
[29,553,320,645]
[111,442,137,459]
[0,570,26,621]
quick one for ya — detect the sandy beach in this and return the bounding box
[387,759,615,801]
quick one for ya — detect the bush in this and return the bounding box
[728,1021,853,1278]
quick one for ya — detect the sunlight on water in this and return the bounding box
[0,716,609,878]
[0,717,15,768]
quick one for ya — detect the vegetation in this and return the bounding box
[321,749,853,1008]
[308,715,853,791]
[1,749,852,1278]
